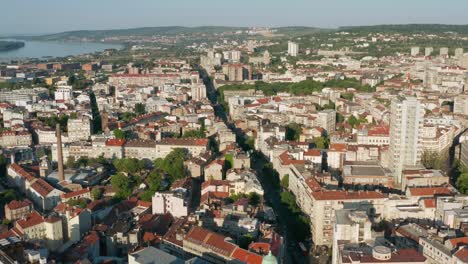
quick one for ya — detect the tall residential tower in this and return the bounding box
[389,96,424,184]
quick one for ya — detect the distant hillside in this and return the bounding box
[0,41,25,52]
[20,26,247,41]
[339,24,468,34]
[17,24,468,43]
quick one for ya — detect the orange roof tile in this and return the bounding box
[409,187,454,197]
[311,190,386,200]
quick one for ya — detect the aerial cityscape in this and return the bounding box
[2,1,468,264]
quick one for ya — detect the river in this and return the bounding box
[0,39,122,61]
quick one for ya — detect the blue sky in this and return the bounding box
[2,0,468,35]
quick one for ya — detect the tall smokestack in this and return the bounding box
[56,124,65,182]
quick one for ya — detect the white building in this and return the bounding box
[191,84,207,101]
[389,97,424,184]
[152,190,189,218]
[411,47,420,56]
[67,117,92,142]
[318,109,336,133]
[288,41,299,57]
[55,85,73,102]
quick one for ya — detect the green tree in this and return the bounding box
[336,112,345,123]
[0,189,21,207]
[111,173,135,199]
[154,148,188,182]
[135,103,146,115]
[421,150,441,169]
[66,198,88,208]
[247,192,261,206]
[182,129,205,138]
[113,158,146,174]
[281,174,289,189]
[457,173,468,194]
[313,137,329,149]
[0,155,7,178]
[348,115,359,128]
[286,123,302,141]
[113,129,127,139]
[66,156,76,168]
[91,188,103,200]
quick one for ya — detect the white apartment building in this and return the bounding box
[67,117,92,142]
[191,84,207,101]
[152,190,189,218]
[317,109,336,134]
[389,97,424,184]
[288,41,299,57]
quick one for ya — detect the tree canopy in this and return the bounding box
[113,158,146,174]
[286,123,302,141]
[154,148,188,182]
[111,173,137,200]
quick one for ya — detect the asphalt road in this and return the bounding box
[199,68,310,264]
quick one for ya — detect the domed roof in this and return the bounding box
[262,251,278,264]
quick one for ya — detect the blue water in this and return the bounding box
[0,39,122,61]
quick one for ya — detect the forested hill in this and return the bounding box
[339,24,468,34]
[20,26,247,41]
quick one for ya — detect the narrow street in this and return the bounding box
[199,68,310,264]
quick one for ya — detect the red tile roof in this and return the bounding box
[304,149,321,157]
[368,125,390,136]
[6,199,32,210]
[16,211,44,229]
[61,188,90,199]
[329,143,347,152]
[423,198,436,208]
[106,138,126,146]
[9,163,36,182]
[249,242,271,255]
[30,178,56,197]
[409,186,455,197]
[202,180,232,189]
[448,237,468,248]
[158,138,208,146]
[185,227,238,257]
[455,247,468,263]
[311,190,386,201]
[232,248,262,264]
[278,151,305,166]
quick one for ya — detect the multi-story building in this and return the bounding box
[332,209,372,264]
[317,109,336,133]
[389,97,424,184]
[15,211,63,252]
[67,117,92,142]
[155,138,208,158]
[0,131,32,147]
[222,64,252,81]
[190,84,207,101]
[54,203,92,243]
[182,226,262,263]
[411,46,420,56]
[310,190,386,246]
[152,189,189,218]
[55,85,73,102]
[4,199,33,221]
[288,41,299,57]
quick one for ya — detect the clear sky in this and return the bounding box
[2,0,468,35]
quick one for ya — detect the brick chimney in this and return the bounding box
[56,124,65,182]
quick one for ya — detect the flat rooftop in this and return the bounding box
[344,165,389,177]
